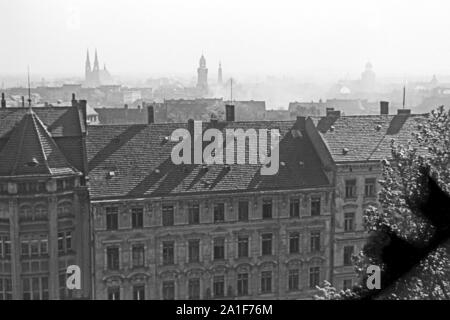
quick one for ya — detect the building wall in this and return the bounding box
[0,176,91,300]
[92,189,333,300]
[332,162,382,290]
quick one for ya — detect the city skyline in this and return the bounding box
[2,0,450,79]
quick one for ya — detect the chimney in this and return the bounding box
[21,96,25,108]
[397,109,411,115]
[328,110,341,117]
[147,105,154,124]
[225,104,235,121]
[380,101,389,115]
[124,104,128,110]
[78,100,87,127]
[326,107,335,116]
[296,116,306,129]
[71,93,77,107]
[1,93,5,108]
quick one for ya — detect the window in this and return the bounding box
[237,273,249,296]
[188,203,200,225]
[310,231,321,252]
[57,202,72,217]
[262,199,272,219]
[310,196,321,216]
[34,205,48,220]
[133,285,145,300]
[19,206,32,221]
[162,205,174,226]
[59,273,73,300]
[289,232,300,254]
[345,179,357,198]
[21,236,48,257]
[0,236,11,259]
[290,198,300,217]
[108,286,120,300]
[343,279,353,291]
[162,281,175,300]
[288,269,300,291]
[213,275,225,297]
[57,231,72,255]
[214,203,225,223]
[162,241,174,265]
[238,201,249,221]
[309,267,320,288]
[188,239,200,263]
[106,207,118,230]
[132,245,145,268]
[188,278,200,299]
[22,277,48,300]
[0,278,12,300]
[106,247,120,270]
[344,212,355,232]
[261,271,272,293]
[364,178,376,197]
[261,233,272,256]
[131,207,144,229]
[213,238,225,260]
[343,246,354,266]
[237,236,249,258]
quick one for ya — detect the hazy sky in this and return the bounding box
[2,0,450,79]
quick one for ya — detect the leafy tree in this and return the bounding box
[316,106,450,300]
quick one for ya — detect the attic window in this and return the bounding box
[298,161,305,166]
[342,148,349,155]
[375,124,382,131]
[154,169,161,174]
[201,164,209,172]
[280,161,286,166]
[26,158,39,167]
[330,126,335,132]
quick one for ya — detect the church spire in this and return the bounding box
[85,49,91,72]
[218,61,223,85]
[93,49,100,71]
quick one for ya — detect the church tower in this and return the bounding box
[85,50,92,87]
[196,54,208,94]
[218,62,223,85]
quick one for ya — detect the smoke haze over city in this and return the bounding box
[2,0,450,79]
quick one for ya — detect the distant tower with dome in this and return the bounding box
[360,62,376,92]
[196,54,209,94]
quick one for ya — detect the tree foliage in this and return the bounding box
[315,106,450,300]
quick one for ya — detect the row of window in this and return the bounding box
[105,197,322,230]
[105,232,322,270]
[107,267,322,300]
[18,202,73,222]
[344,178,376,199]
[0,278,12,300]
[22,276,49,300]
[20,231,73,258]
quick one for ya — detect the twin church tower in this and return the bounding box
[84,49,114,88]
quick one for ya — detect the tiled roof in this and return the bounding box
[0,110,80,177]
[0,107,84,138]
[86,120,330,200]
[314,114,429,163]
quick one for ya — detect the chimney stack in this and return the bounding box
[71,93,77,107]
[147,105,155,124]
[380,101,389,115]
[225,104,235,121]
[328,110,341,117]
[326,107,335,116]
[296,116,306,129]
[79,100,87,127]
[1,93,5,109]
[21,96,25,108]
[397,109,411,115]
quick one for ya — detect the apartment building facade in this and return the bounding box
[86,114,334,300]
